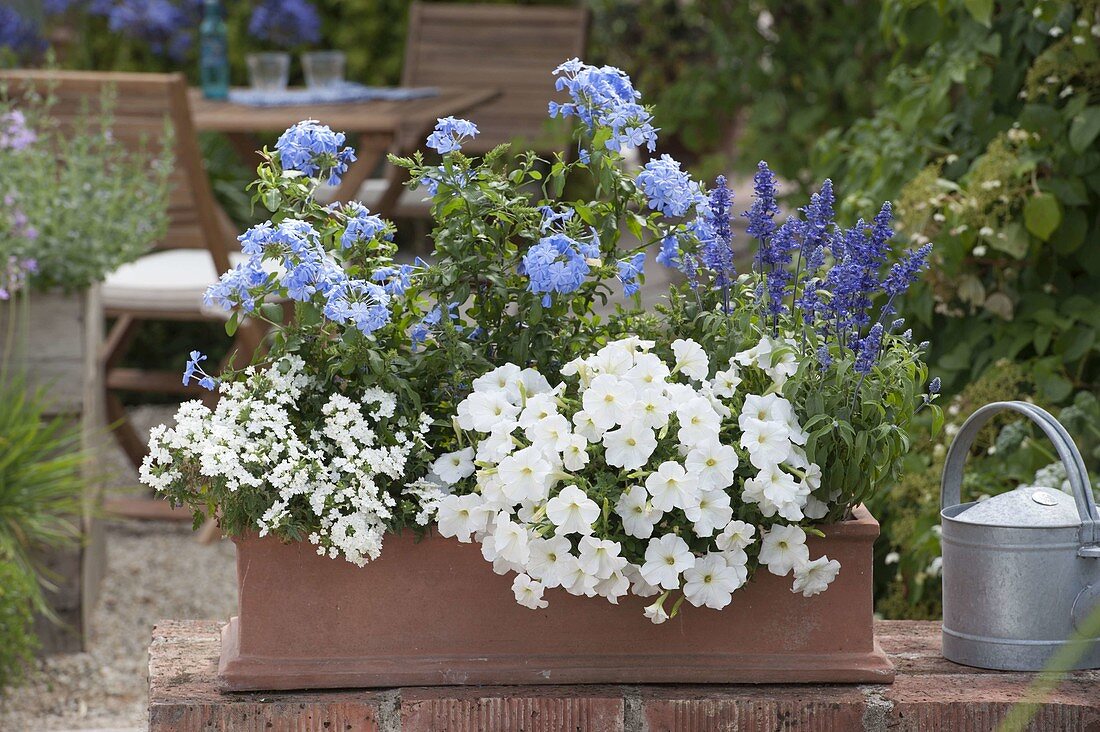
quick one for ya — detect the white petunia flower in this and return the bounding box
[676,397,722,448]
[546,484,600,535]
[615,484,661,539]
[710,361,742,399]
[525,413,573,453]
[644,598,670,624]
[758,464,809,522]
[740,393,793,426]
[645,461,700,512]
[634,387,673,430]
[512,573,548,609]
[560,559,599,596]
[589,342,634,377]
[515,367,552,401]
[561,432,590,471]
[733,336,773,368]
[594,570,630,603]
[684,441,738,490]
[740,417,792,469]
[671,338,710,380]
[759,524,810,576]
[716,520,756,551]
[476,423,519,463]
[518,393,559,429]
[459,390,521,432]
[527,534,573,588]
[682,552,746,609]
[582,374,637,430]
[473,363,522,396]
[497,445,554,503]
[435,493,492,542]
[432,447,475,485]
[803,494,829,520]
[625,352,671,388]
[684,489,733,537]
[491,513,530,565]
[792,556,841,597]
[641,533,696,589]
[577,536,626,579]
[625,563,661,597]
[571,409,603,441]
[603,421,659,470]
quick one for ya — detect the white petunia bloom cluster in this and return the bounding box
[431,336,842,622]
[140,357,431,567]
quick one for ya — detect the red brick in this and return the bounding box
[400,686,625,732]
[642,685,867,731]
[149,699,381,732]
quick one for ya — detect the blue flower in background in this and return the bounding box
[425,117,479,154]
[616,252,646,297]
[411,303,460,346]
[275,120,357,186]
[371,261,421,297]
[636,155,703,218]
[94,0,201,60]
[182,350,217,390]
[340,202,389,248]
[521,233,594,306]
[248,0,322,48]
[549,59,658,153]
[0,6,45,55]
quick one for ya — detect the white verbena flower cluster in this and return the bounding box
[430,336,841,622]
[140,357,431,567]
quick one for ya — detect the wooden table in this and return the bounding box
[188,87,498,211]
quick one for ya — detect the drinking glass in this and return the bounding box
[246,52,290,92]
[303,51,346,89]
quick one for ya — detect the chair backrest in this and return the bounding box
[0,70,234,274]
[401,2,590,155]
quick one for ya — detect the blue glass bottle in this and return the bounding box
[199,0,229,100]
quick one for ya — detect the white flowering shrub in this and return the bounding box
[431,336,843,623]
[141,357,435,566]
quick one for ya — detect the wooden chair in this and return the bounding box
[0,70,261,470]
[361,1,591,218]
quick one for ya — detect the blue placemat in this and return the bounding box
[228,82,440,107]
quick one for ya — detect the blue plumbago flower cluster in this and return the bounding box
[340,202,389,249]
[0,5,46,54]
[205,203,397,337]
[636,155,704,218]
[520,232,599,306]
[248,0,322,47]
[411,302,460,346]
[275,120,357,186]
[426,117,480,155]
[617,252,646,297]
[739,161,932,373]
[182,350,217,391]
[549,58,658,153]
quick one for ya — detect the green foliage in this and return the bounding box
[0,371,85,613]
[0,559,38,690]
[0,83,172,292]
[589,0,890,183]
[815,0,1100,399]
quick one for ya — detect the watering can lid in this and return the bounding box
[953,485,1082,528]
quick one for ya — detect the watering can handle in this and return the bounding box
[941,401,1100,555]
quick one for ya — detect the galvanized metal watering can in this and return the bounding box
[940,401,1100,671]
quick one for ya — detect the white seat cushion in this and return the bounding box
[102,249,249,316]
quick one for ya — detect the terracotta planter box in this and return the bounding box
[219,504,892,690]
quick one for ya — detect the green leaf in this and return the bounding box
[1069,107,1100,154]
[1023,193,1062,241]
[963,0,992,26]
[262,188,282,213]
[990,222,1029,259]
[1053,208,1088,254]
[224,311,239,336]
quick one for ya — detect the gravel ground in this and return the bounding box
[0,407,238,731]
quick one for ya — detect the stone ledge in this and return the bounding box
[149,620,1100,731]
